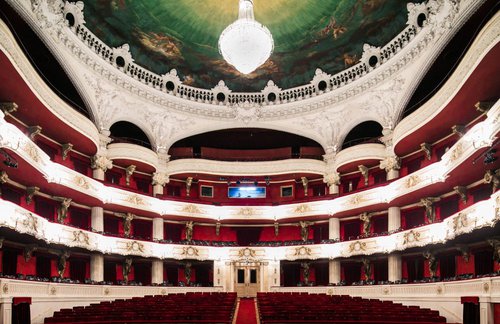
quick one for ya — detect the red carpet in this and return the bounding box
[236,298,258,324]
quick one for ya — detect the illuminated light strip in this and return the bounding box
[0,191,497,261]
[0,101,498,221]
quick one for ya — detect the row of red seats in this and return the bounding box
[44,292,237,324]
[257,293,446,324]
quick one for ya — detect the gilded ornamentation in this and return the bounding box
[50,287,56,295]
[483,282,489,293]
[360,212,372,235]
[2,284,8,293]
[484,169,499,194]
[185,177,193,197]
[185,221,194,242]
[348,195,366,206]
[436,285,443,294]
[0,170,9,184]
[383,287,389,295]
[90,155,113,172]
[61,143,73,160]
[323,171,340,187]
[72,230,90,245]
[121,213,134,237]
[0,102,18,114]
[299,221,312,242]
[348,241,366,253]
[420,197,440,223]
[452,212,468,232]
[379,156,401,172]
[180,204,203,214]
[160,289,166,295]
[123,258,133,283]
[453,186,467,203]
[327,288,334,295]
[21,212,38,233]
[23,142,41,162]
[56,197,72,224]
[182,246,199,257]
[125,194,146,206]
[451,124,466,137]
[27,125,42,140]
[25,186,39,205]
[294,246,312,256]
[420,142,432,160]
[358,165,369,186]
[237,207,256,217]
[152,172,169,186]
[447,143,463,164]
[125,165,136,186]
[74,175,90,190]
[301,177,309,196]
[405,175,420,188]
[23,245,37,262]
[403,230,420,245]
[126,241,144,253]
[104,288,110,295]
[57,251,70,279]
[238,248,256,259]
[294,204,311,214]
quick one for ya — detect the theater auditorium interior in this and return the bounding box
[0,0,498,323]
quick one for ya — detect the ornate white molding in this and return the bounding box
[1,0,487,154]
[166,158,326,177]
[0,101,498,220]
[106,143,159,172]
[0,191,497,261]
[334,143,386,171]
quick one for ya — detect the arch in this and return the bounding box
[169,128,324,160]
[341,121,383,150]
[109,121,153,150]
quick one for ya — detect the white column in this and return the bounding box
[387,168,399,181]
[329,260,341,284]
[153,184,164,196]
[388,254,402,282]
[479,299,493,324]
[92,168,105,180]
[329,184,339,195]
[152,218,164,241]
[0,298,12,324]
[90,254,104,282]
[91,207,104,232]
[151,260,164,285]
[388,207,401,231]
[328,218,340,240]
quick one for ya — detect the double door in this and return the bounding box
[234,266,259,297]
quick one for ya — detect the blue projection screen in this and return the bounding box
[228,187,266,198]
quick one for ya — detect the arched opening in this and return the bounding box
[109,121,152,149]
[169,128,324,161]
[341,121,383,149]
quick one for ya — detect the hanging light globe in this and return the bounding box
[218,0,274,74]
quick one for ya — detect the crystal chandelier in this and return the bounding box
[218,0,274,74]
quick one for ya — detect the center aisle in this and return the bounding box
[235,298,258,324]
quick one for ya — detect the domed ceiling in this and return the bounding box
[82,0,422,92]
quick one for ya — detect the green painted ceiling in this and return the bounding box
[82,0,420,92]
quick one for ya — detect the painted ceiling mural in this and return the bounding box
[82,0,422,92]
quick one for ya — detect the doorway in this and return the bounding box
[234,265,259,297]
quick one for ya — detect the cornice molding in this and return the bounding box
[2,0,485,152]
[392,10,500,150]
[0,19,100,151]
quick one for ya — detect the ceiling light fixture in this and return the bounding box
[218,0,274,74]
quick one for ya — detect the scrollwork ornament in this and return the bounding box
[126,241,144,253]
[403,230,420,245]
[348,241,366,253]
[72,230,90,245]
[152,172,169,187]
